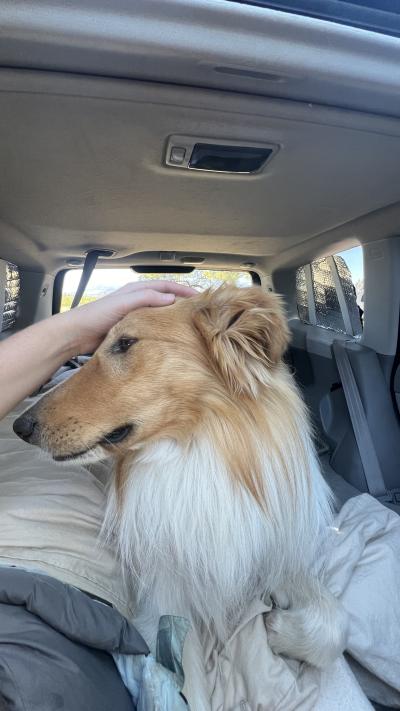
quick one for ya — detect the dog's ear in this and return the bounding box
[193,285,290,397]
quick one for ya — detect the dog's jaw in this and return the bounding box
[52,444,110,466]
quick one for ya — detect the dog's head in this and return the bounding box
[13,285,289,464]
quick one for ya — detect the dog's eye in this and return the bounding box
[111,337,138,354]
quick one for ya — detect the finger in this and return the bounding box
[118,281,198,297]
[120,289,176,311]
[136,281,198,297]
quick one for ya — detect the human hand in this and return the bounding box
[60,280,197,355]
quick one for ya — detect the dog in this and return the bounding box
[14,285,346,707]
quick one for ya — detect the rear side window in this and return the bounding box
[296,246,363,336]
[1,262,21,332]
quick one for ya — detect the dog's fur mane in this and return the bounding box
[104,371,332,645]
[102,287,333,645]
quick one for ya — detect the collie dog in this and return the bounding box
[14,286,346,706]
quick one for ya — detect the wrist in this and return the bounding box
[49,311,83,360]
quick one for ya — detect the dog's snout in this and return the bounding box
[13,414,39,443]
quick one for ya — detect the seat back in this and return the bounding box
[320,341,400,493]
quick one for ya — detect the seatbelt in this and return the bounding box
[67,249,112,362]
[70,250,107,309]
[389,311,400,424]
[332,340,389,500]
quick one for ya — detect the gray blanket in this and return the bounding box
[0,567,148,711]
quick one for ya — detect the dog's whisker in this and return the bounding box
[101,437,127,454]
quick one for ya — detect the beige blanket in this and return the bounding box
[194,494,400,710]
[0,401,133,618]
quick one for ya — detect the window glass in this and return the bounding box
[296,246,363,336]
[311,257,346,333]
[295,266,309,323]
[335,246,364,309]
[2,262,21,332]
[334,254,363,335]
[60,268,253,312]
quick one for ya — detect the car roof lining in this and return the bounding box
[1,69,400,275]
[3,0,400,118]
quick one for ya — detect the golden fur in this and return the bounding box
[32,285,292,506]
[17,285,346,706]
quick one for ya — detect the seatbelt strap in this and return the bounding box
[70,250,103,309]
[332,340,388,499]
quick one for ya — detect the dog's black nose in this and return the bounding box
[13,414,38,442]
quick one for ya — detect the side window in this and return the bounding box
[1,262,21,332]
[296,246,363,336]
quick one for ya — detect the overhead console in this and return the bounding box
[165,136,277,175]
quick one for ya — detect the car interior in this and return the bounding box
[0,1,400,709]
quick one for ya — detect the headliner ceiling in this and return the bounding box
[2,71,400,272]
[3,0,400,117]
